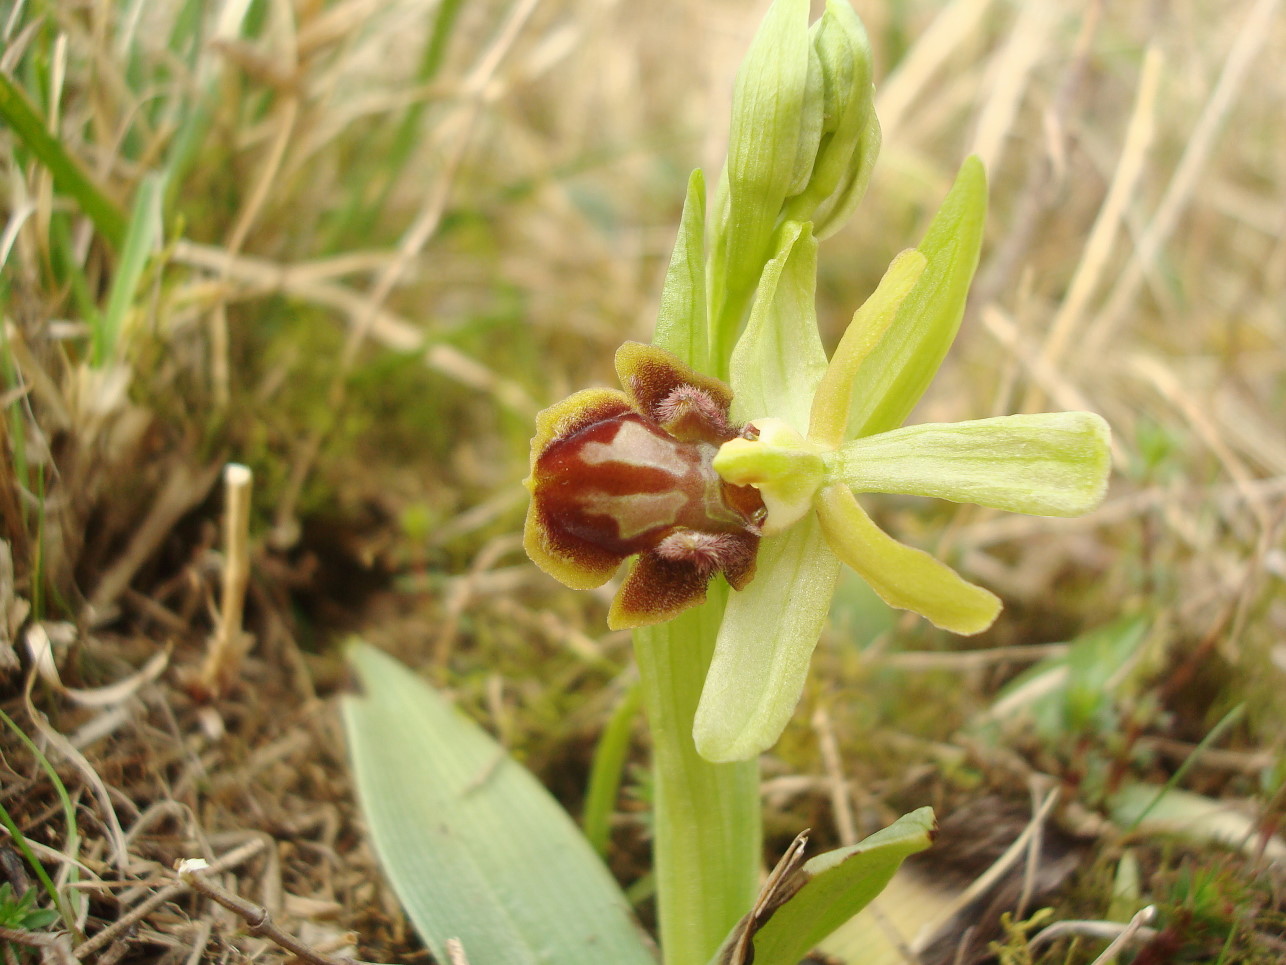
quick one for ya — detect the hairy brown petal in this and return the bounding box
[616,342,736,443]
[711,531,760,590]
[608,551,712,630]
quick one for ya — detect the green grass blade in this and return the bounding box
[582,677,642,856]
[1117,702,1247,833]
[93,173,165,366]
[158,0,213,209]
[0,709,81,934]
[0,72,127,249]
[0,800,65,928]
[326,0,466,245]
[389,0,467,169]
[342,641,656,965]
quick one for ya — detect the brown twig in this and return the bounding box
[0,926,75,964]
[0,926,57,948]
[177,857,368,965]
[73,837,267,961]
[811,705,857,846]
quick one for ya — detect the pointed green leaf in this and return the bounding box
[95,172,167,366]
[846,156,988,439]
[808,249,926,448]
[694,513,841,762]
[827,412,1112,516]
[729,221,826,430]
[0,72,127,249]
[654,169,710,373]
[815,485,1000,634]
[582,679,643,856]
[342,642,655,965]
[745,808,937,965]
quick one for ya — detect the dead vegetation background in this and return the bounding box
[1,0,1283,961]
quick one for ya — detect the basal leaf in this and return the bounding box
[342,641,656,965]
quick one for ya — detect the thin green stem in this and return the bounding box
[1125,703,1246,833]
[633,581,760,965]
[0,709,80,935]
[707,278,755,385]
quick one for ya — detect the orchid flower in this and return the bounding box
[694,159,1111,761]
[522,0,1112,771]
[523,342,765,630]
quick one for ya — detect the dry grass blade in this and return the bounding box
[968,3,1059,173]
[1031,45,1162,401]
[1081,0,1285,360]
[70,838,269,961]
[269,0,544,544]
[197,464,254,697]
[86,460,223,622]
[875,0,996,142]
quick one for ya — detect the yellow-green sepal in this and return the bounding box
[694,513,841,762]
[845,157,988,440]
[826,412,1112,516]
[814,484,1000,635]
[729,221,826,430]
[808,248,926,448]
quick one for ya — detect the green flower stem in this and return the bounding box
[633,580,761,965]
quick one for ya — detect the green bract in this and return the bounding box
[708,0,880,376]
[694,159,1112,762]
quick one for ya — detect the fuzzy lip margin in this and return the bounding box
[523,342,765,630]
